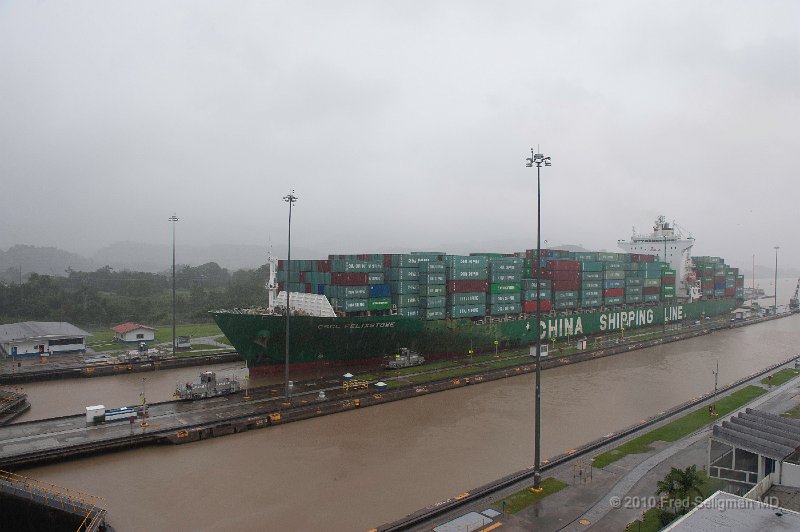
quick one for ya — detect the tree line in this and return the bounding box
[0,263,269,328]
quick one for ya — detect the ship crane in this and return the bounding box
[790,279,800,312]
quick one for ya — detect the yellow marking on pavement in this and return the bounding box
[454,492,470,500]
[482,523,503,531]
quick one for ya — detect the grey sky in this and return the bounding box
[2,2,798,269]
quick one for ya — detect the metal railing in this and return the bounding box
[0,469,107,531]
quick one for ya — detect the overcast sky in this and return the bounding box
[2,2,798,269]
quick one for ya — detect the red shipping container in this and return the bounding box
[643,287,660,295]
[736,279,744,287]
[549,270,581,281]
[547,259,580,271]
[603,288,624,297]
[523,300,553,312]
[661,276,675,284]
[383,254,393,267]
[701,281,714,289]
[551,280,580,291]
[299,272,307,282]
[317,260,331,272]
[331,272,370,286]
[724,288,735,297]
[304,283,312,293]
[447,280,489,293]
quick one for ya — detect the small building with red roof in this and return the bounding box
[111,323,156,343]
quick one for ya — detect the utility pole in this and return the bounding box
[283,190,298,401]
[169,214,179,356]
[712,360,719,416]
[525,147,551,492]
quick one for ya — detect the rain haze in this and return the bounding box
[2,1,798,272]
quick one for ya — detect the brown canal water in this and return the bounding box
[14,314,800,531]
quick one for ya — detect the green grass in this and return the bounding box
[87,323,224,349]
[761,368,800,386]
[625,508,664,532]
[408,367,483,384]
[594,385,767,469]
[390,360,460,376]
[782,404,800,419]
[494,477,567,514]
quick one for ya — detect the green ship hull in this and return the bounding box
[211,298,737,368]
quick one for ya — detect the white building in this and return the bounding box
[0,321,91,357]
[112,323,156,343]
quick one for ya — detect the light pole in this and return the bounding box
[525,147,551,491]
[169,214,179,356]
[283,190,298,401]
[711,359,719,416]
[774,246,780,314]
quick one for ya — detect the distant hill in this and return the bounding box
[0,245,99,280]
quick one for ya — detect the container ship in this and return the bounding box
[211,217,744,369]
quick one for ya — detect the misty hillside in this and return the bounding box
[0,244,99,278]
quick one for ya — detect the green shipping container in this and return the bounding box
[625,294,643,303]
[554,290,579,301]
[581,289,601,299]
[489,293,521,304]
[554,299,578,309]
[419,262,446,273]
[367,272,384,284]
[336,298,368,312]
[419,285,446,297]
[603,271,625,280]
[625,278,643,287]
[444,255,488,269]
[582,272,602,281]
[368,297,392,311]
[390,255,421,268]
[448,304,484,318]
[489,271,521,283]
[521,279,552,290]
[581,280,602,290]
[644,293,661,302]
[490,303,522,315]
[388,281,419,294]
[419,296,446,308]
[418,273,446,284]
[625,286,643,295]
[580,261,604,272]
[422,308,445,320]
[385,267,419,281]
[393,294,419,307]
[332,260,382,273]
[447,292,487,305]
[574,252,598,261]
[522,289,551,301]
[489,283,521,294]
[643,278,661,288]
[580,298,602,307]
[327,285,369,299]
[603,261,625,271]
[398,307,420,318]
[447,268,488,280]
[604,296,623,305]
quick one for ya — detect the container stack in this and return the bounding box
[418,256,447,320]
[327,257,383,313]
[386,254,420,317]
[445,255,488,318]
[546,259,580,310]
[580,254,603,308]
[486,257,523,315]
[599,253,626,306]
[691,256,738,300]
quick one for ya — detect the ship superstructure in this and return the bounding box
[617,216,695,298]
